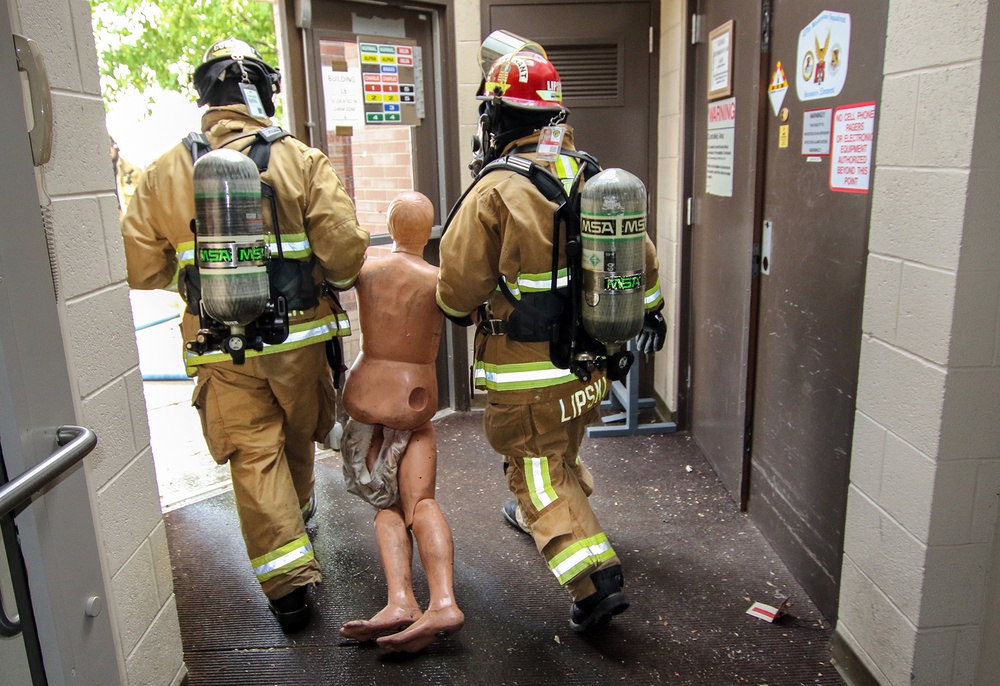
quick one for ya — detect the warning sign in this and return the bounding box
[768,61,788,116]
[706,97,736,197]
[830,102,875,193]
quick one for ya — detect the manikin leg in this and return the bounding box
[376,497,464,652]
[339,505,422,641]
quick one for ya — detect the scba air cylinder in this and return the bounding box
[193,148,269,327]
[579,168,647,346]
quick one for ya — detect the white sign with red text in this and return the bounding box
[706,97,736,197]
[830,102,875,193]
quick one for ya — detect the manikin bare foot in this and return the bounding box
[340,603,423,642]
[375,604,465,653]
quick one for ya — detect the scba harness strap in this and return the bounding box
[457,150,614,381]
[182,126,350,373]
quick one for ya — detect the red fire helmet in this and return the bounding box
[478,50,565,111]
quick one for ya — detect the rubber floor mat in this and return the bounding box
[164,411,845,685]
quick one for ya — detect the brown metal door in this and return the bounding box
[689,0,765,503]
[748,1,887,620]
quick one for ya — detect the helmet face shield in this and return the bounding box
[477,30,546,82]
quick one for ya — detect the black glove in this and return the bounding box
[635,311,666,354]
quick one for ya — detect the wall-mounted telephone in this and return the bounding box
[13,33,51,166]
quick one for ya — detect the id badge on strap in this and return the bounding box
[240,82,268,119]
[535,125,567,162]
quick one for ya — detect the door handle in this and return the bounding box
[13,33,52,166]
[761,220,773,275]
[0,425,97,637]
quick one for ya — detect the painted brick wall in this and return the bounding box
[837,2,1000,685]
[15,0,186,683]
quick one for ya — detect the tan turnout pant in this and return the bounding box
[484,376,620,601]
[193,342,335,599]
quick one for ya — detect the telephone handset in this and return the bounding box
[13,33,51,166]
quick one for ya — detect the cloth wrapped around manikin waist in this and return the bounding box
[341,418,412,509]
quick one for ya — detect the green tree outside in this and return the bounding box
[91,0,277,108]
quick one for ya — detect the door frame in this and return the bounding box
[277,0,470,411]
[0,7,120,682]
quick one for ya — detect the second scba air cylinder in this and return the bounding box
[193,148,270,328]
[579,167,647,348]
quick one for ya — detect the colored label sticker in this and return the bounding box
[580,213,647,239]
[768,61,788,116]
[778,125,789,148]
[603,273,643,292]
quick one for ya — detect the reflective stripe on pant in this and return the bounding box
[485,392,619,601]
[193,341,335,599]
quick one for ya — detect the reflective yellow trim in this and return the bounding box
[184,313,350,372]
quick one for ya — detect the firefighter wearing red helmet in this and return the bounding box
[121,38,369,632]
[437,32,666,633]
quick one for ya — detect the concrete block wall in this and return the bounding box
[454,0,481,189]
[12,0,185,683]
[837,1,1000,685]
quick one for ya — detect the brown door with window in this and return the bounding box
[689,0,887,620]
[290,1,459,410]
[749,0,887,620]
[689,0,765,504]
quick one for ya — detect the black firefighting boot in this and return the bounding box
[268,585,311,633]
[569,565,629,633]
[501,499,532,535]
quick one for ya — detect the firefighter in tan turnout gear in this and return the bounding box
[436,32,667,632]
[120,39,370,632]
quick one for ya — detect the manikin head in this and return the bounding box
[387,192,435,255]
